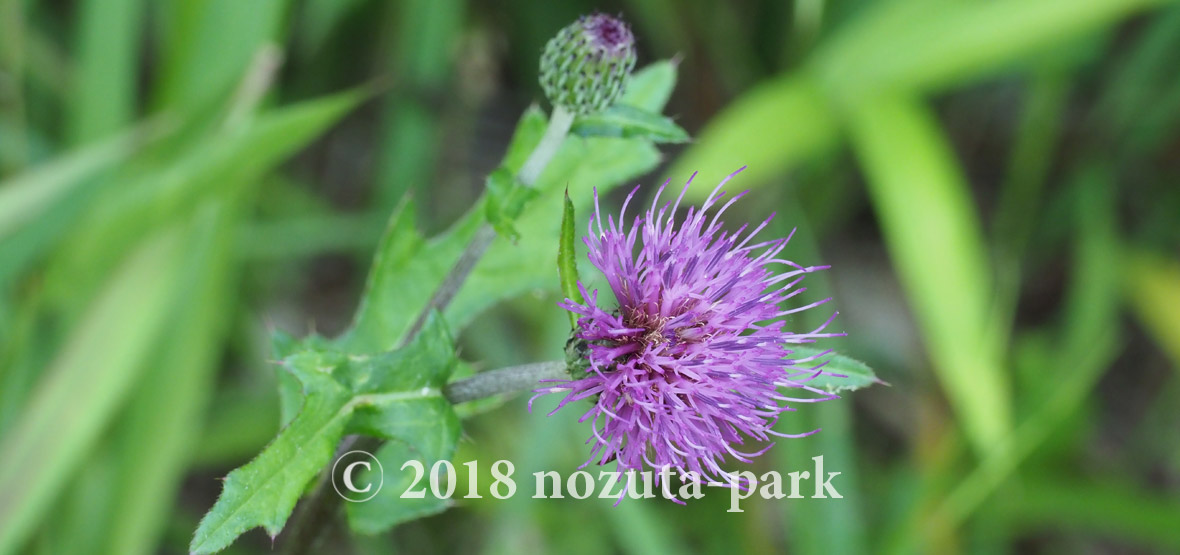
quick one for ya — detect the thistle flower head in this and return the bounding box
[539,13,637,115]
[534,168,844,491]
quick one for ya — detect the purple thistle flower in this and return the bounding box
[533,167,845,492]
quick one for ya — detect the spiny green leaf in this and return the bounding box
[274,332,345,427]
[339,312,457,396]
[341,190,456,353]
[572,104,690,143]
[190,369,353,554]
[194,316,459,552]
[788,347,883,394]
[343,315,461,534]
[345,432,459,535]
[558,189,584,328]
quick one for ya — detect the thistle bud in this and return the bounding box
[539,13,637,115]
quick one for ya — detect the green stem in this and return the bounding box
[442,360,566,404]
[518,104,575,186]
[399,104,575,343]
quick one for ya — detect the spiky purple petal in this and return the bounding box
[539,167,844,486]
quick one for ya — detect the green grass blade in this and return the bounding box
[0,230,186,555]
[1125,251,1180,371]
[1096,5,1180,137]
[193,388,280,468]
[44,90,365,307]
[665,74,841,196]
[847,95,1010,453]
[935,169,1123,530]
[0,0,28,174]
[785,400,867,554]
[67,0,146,144]
[814,0,1171,97]
[237,211,385,260]
[605,501,691,555]
[998,472,1180,551]
[770,204,869,555]
[0,122,164,241]
[103,204,238,555]
[993,69,1070,258]
[372,0,463,212]
[153,0,289,110]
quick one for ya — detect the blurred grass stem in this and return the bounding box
[283,360,567,555]
[222,44,284,130]
[0,0,27,173]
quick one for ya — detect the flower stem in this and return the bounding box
[443,360,567,403]
[400,104,575,343]
[518,104,575,186]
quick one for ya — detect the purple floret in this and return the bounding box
[534,167,844,492]
[580,13,633,54]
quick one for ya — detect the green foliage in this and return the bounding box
[45,89,367,304]
[666,75,841,194]
[0,123,159,241]
[790,346,882,394]
[3,1,1178,554]
[484,168,537,241]
[191,59,683,551]
[557,189,584,328]
[1125,252,1180,369]
[103,204,239,555]
[191,316,459,553]
[847,96,1009,453]
[190,369,353,554]
[346,437,459,534]
[571,104,690,143]
[0,232,187,555]
[344,61,676,354]
[68,0,145,144]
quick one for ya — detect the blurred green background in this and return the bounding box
[2,0,1180,553]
